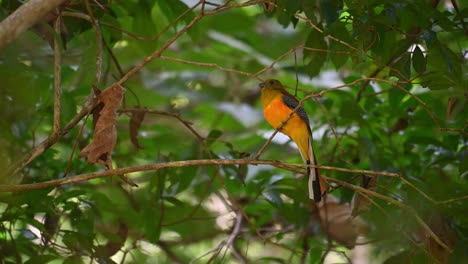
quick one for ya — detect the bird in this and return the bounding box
[259,79,325,202]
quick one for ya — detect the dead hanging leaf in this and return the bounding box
[41,212,59,246]
[94,221,128,258]
[389,118,409,134]
[317,195,368,248]
[129,107,146,149]
[446,96,458,121]
[92,102,104,128]
[91,85,103,128]
[414,213,458,264]
[262,0,276,12]
[351,175,377,216]
[80,84,125,169]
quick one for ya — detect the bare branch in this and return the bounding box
[0,0,68,50]
[84,0,103,86]
[53,14,62,133]
[0,159,407,193]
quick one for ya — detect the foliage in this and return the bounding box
[0,0,466,263]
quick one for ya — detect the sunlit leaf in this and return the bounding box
[303,29,328,77]
[412,45,426,74]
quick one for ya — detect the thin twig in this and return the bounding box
[102,37,124,77]
[63,112,91,177]
[5,98,95,177]
[84,0,103,86]
[192,209,243,263]
[159,56,260,80]
[294,51,299,97]
[116,0,272,87]
[226,210,243,249]
[312,97,339,163]
[295,13,358,51]
[63,0,199,42]
[53,13,62,133]
[116,14,203,85]
[253,46,298,77]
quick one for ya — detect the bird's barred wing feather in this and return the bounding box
[281,93,310,127]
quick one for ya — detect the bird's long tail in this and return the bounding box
[307,153,323,202]
[302,135,324,202]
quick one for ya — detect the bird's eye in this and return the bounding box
[269,80,274,85]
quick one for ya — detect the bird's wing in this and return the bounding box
[281,93,310,127]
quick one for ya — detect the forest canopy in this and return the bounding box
[0,0,466,263]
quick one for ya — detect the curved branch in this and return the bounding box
[0,0,68,50]
[0,159,401,192]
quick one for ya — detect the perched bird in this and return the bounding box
[260,79,325,202]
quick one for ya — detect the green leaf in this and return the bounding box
[256,257,287,264]
[263,190,283,206]
[157,0,195,26]
[273,0,301,27]
[391,51,411,80]
[412,45,426,74]
[303,29,328,77]
[144,201,162,243]
[327,21,351,69]
[420,72,455,90]
[63,255,84,264]
[336,91,363,121]
[151,2,170,33]
[163,196,185,206]
[24,255,57,264]
[206,129,223,146]
[1,0,467,260]
[320,0,343,26]
[427,42,462,75]
[460,153,468,177]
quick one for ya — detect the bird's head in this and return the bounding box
[259,79,283,91]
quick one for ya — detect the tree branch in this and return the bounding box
[0,0,68,50]
[53,15,62,133]
[0,159,403,193]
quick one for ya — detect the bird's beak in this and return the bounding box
[259,82,266,88]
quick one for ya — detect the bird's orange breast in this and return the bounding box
[263,97,309,139]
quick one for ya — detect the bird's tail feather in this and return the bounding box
[307,161,323,202]
[307,136,323,202]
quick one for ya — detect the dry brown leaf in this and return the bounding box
[80,84,125,169]
[92,101,104,128]
[262,0,276,12]
[420,213,457,264]
[94,221,128,258]
[318,195,368,248]
[41,212,59,246]
[91,85,104,129]
[129,107,146,149]
[446,96,458,121]
[389,117,409,134]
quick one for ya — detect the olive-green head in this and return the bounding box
[259,79,284,91]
